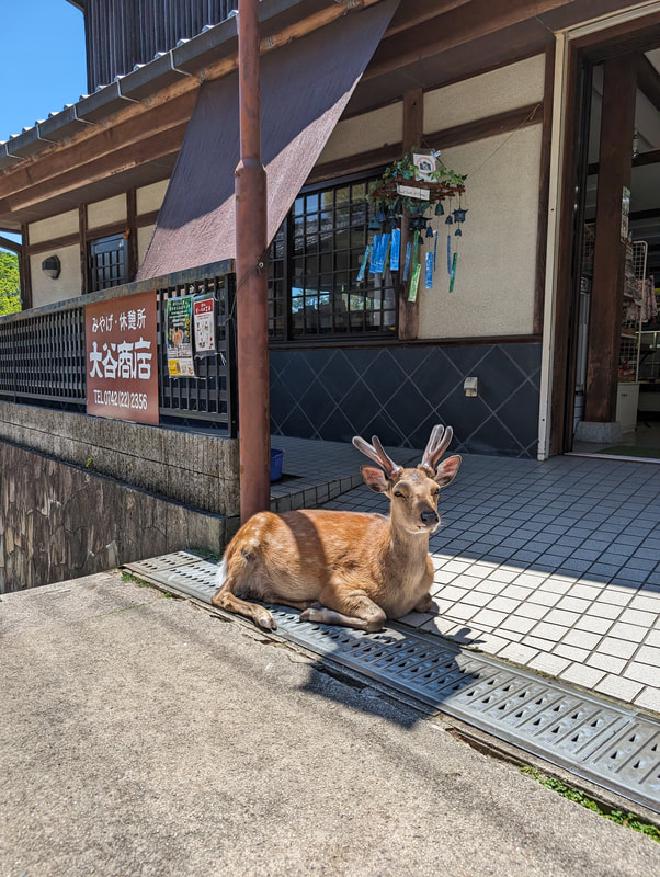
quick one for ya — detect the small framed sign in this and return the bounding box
[193,295,216,355]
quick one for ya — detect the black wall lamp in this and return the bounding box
[41,255,61,279]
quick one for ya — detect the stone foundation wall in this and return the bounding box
[0,402,239,517]
[0,440,227,593]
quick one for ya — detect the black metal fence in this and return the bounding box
[0,263,237,436]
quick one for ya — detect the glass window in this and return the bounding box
[268,176,398,340]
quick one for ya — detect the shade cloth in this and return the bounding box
[138,0,399,279]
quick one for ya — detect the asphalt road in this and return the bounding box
[1,572,658,877]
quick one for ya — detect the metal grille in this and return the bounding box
[0,271,237,434]
[125,552,660,813]
[269,176,398,341]
[89,234,129,293]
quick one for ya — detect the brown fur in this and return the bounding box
[212,426,462,632]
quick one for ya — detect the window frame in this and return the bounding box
[87,232,129,294]
[269,170,399,344]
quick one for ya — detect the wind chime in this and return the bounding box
[357,149,468,302]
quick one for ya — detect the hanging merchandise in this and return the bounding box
[356,244,370,284]
[433,230,439,270]
[424,250,434,289]
[402,240,412,282]
[369,235,381,274]
[446,232,452,276]
[371,233,390,275]
[449,252,458,293]
[390,227,401,272]
[408,230,421,302]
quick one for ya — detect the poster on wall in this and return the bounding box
[193,295,216,354]
[166,295,195,377]
[86,290,159,425]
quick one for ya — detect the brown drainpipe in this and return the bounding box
[235,0,270,522]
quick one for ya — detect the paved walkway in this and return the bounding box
[321,452,660,714]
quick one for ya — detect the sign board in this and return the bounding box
[86,290,159,424]
[193,295,216,354]
[412,151,436,182]
[166,296,195,377]
[396,183,430,201]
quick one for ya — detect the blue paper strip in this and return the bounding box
[390,228,401,272]
[369,235,380,274]
[446,234,452,275]
[356,245,370,284]
[372,233,390,274]
[424,250,433,289]
[433,230,438,271]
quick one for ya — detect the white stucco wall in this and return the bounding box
[87,194,126,229]
[30,245,81,308]
[137,224,155,266]
[137,180,168,215]
[318,102,403,164]
[424,55,545,133]
[417,125,541,339]
[29,209,79,244]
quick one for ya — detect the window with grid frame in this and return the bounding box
[88,233,129,293]
[269,176,398,341]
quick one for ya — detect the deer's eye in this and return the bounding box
[394,491,405,499]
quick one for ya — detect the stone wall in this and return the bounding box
[0,402,239,517]
[0,440,227,593]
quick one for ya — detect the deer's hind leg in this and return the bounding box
[211,552,276,631]
[300,586,386,632]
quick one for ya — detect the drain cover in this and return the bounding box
[125,553,660,813]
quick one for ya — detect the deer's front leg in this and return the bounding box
[300,588,386,632]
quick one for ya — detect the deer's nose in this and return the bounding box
[420,509,439,525]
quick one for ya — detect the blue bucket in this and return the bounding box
[270,447,284,482]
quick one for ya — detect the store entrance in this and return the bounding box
[570,45,660,461]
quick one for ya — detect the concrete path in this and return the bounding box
[1,573,658,877]
[323,452,660,714]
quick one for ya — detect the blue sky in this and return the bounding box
[0,2,86,246]
[1,1,86,141]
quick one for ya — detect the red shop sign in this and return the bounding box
[85,290,159,425]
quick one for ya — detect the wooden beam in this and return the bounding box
[585,56,637,424]
[534,46,555,336]
[364,0,572,81]
[397,89,423,342]
[385,0,472,37]
[637,54,660,114]
[126,188,138,281]
[588,146,660,176]
[27,231,80,255]
[136,209,160,228]
[7,125,185,213]
[79,203,88,294]
[20,223,32,309]
[0,235,22,254]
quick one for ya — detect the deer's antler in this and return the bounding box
[421,424,454,472]
[352,434,402,480]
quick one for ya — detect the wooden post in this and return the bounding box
[398,88,423,340]
[79,204,89,294]
[584,56,637,423]
[19,223,32,310]
[126,189,138,281]
[235,0,270,522]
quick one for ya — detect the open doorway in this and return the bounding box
[570,44,660,461]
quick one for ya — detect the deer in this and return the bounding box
[211,425,462,632]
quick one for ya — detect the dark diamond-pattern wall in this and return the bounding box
[271,342,541,457]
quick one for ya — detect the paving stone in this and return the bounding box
[575,615,613,635]
[433,570,458,585]
[488,568,520,583]
[461,590,493,607]
[634,645,660,666]
[597,588,635,606]
[544,609,580,627]
[498,643,538,665]
[561,629,601,650]
[445,602,479,622]
[516,602,548,621]
[598,637,638,660]
[607,621,648,643]
[443,560,473,573]
[556,596,591,613]
[559,663,605,688]
[398,611,432,628]
[584,601,623,620]
[553,644,590,663]
[528,590,562,608]
[530,621,568,642]
[619,608,657,628]
[594,674,643,702]
[522,635,557,652]
[474,579,506,596]
[486,596,521,614]
[587,653,627,674]
[645,629,660,648]
[472,608,509,629]
[633,687,660,713]
[529,653,570,675]
[624,662,659,687]
[500,614,537,635]
[630,594,660,613]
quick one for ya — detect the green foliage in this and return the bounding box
[520,766,660,842]
[0,250,21,316]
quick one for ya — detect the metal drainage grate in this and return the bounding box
[125,553,660,813]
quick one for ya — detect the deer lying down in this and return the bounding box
[211,425,462,632]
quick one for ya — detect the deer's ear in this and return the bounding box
[361,466,389,493]
[434,454,462,489]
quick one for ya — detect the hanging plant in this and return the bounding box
[369,149,467,217]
